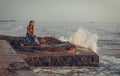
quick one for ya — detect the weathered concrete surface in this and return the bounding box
[0,40,36,76]
[0,35,62,44]
[19,42,77,53]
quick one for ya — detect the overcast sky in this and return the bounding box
[0,0,120,22]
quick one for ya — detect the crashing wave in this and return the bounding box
[59,28,98,53]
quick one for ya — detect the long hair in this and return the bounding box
[29,20,34,26]
[27,20,34,32]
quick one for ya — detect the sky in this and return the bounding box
[0,0,120,22]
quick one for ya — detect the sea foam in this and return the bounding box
[60,28,99,53]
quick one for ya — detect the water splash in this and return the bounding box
[59,28,99,53]
[59,36,68,42]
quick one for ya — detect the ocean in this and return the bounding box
[0,21,120,76]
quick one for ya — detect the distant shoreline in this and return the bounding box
[0,20,17,22]
[0,20,120,23]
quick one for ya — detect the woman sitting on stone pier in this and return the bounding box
[25,20,40,46]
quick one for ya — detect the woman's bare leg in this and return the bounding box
[34,36,40,45]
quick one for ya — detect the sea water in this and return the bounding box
[0,21,120,76]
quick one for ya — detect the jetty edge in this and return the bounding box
[0,35,99,67]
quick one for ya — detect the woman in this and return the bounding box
[25,20,40,46]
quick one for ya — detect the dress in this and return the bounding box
[25,33,35,46]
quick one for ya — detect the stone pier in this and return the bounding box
[0,40,36,76]
[0,35,99,67]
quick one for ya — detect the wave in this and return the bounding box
[10,25,22,31]
[59,28,98,53]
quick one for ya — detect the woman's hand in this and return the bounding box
[32,34,36,37]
